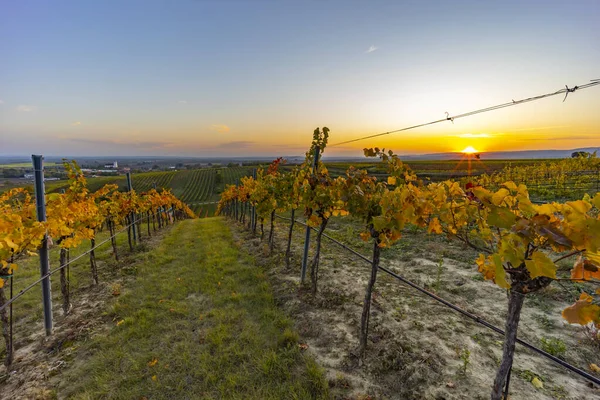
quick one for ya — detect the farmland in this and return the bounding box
[1,166,254,217]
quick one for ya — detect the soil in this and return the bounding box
[234,217,600,400]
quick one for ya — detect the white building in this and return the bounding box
[103,161,118,169]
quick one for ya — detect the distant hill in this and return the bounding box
[398,147,600,161]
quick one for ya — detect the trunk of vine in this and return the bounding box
[260,218,265,240]
[126,216,133,251]
[136,214,142,240]
[0,285,13,366]
[157,208,162,229]
[59,248,71,315]
[268,210,275,253]
[491,290,525,400]
[90,237,98,285]
[147,211,151,237]
[358,238,381,357]
[310,219,328,294]
[108,219,119,261]
[285,209,296,267]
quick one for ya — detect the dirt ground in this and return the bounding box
[0,231,168,400]
[234,216,600,400]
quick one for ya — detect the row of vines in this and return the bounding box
[217,128,600,400]
[476,154,600,201]
[0,161,195,367]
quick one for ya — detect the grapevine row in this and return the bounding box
[217,128,600,400]
[0,161,195,367]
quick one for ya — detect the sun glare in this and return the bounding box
[461,146,478,154]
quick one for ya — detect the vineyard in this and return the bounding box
[216,128,600,399]
[24,166,255,218]
[0,159,195,392]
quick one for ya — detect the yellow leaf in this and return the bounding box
[491,188,510,206]
[562,292,600,325]
[592,193,600,209]
[387,176,397,185]
[148,358,158,367]
[566,200,592,214]
[590,363,600,373]
[116,319,124,326]
[525,252,557,279]
[427,218,443,234]
[531,377,543,389]
[151,375,157,381]
[359,231,371,242]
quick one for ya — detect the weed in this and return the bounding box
[540,337,566,359]
[458,348,471,376]
[534,313,553,330]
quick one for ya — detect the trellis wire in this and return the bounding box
[273,213,600,387]
[0,207,173,314]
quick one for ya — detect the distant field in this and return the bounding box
[324,159,549,180]
[0,162,59,168]
[42,167,253,217]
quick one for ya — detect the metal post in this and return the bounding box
[32,155,53,336]
[300,146,320,283]
[126,172,136,242]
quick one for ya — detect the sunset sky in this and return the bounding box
[1,0,599,157]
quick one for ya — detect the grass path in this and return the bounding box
[57,218,328,399]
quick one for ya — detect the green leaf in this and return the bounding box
[487,207,517,230]
[372,216,387,232]
[525,251,557,279]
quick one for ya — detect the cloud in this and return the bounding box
[366,45,378,53]
[17,105,36,112]
[506,125,569,132]
[215,141,254,149]
[457,133,492,138]
[519,135,596,141]
[62,136,174,149]
[210,124,230,133]
[71,121,81,126]
[178,100,188,104]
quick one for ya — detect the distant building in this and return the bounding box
[104,161,118,168]
[23,173,34,179]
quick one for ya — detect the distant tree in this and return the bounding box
[227,162,236,168]
[572,151,590,158]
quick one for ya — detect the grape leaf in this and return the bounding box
[487,207,517,229]
[525,251,557,279]
[562,292,600,325]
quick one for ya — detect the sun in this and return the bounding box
[461,146,478,154]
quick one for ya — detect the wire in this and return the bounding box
[273,213,600,387]
[0,208,174,313]
[329,79,600,147]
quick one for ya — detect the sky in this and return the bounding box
[1,0,599,157]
